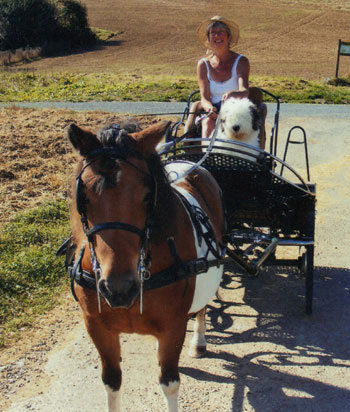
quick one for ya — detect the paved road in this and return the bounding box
[1,101,350,118]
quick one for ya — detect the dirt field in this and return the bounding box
[0,106,166,222]
[8,0,350,80]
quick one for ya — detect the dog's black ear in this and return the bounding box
[250,106,260,131]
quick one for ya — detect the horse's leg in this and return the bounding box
[85,320,122,412]
[188,307,207,358]
[157,327,187,412]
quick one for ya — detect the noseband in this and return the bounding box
[75,145,157,312]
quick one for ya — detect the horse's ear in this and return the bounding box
[130,121,171,155]
[67,123,102,156]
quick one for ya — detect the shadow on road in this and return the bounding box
[182,265,350,412]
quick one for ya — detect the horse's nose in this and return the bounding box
[233,125,240,132]
[98,275,140,309]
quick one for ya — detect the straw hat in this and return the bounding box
[197,16,240,50]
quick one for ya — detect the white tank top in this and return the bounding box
[201,55,243,104]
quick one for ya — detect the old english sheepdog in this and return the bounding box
[212,97,261,161]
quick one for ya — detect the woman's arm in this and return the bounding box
[197,59,217,118]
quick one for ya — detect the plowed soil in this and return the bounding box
[8,0,350,79]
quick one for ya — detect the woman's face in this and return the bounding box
[208,26,230,49]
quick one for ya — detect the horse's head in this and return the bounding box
[67,120,170,309]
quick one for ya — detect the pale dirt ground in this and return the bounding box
[0,106,349,411]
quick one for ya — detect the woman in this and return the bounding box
[185,16,260,140]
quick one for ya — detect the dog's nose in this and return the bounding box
[233,125,240,132]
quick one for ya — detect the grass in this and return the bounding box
[0,200,71,348]
[0,71,350,104]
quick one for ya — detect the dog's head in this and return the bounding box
[219,97,260,141]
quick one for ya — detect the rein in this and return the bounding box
[165,111,223,183]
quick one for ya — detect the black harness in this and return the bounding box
[64,142,225,305]
[67,238,223,300]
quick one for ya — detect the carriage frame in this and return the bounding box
[159,89,316,314]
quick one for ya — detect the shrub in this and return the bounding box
[0,0,58,50]
[43,0,97,54]
[57,0,93,43]
[0,0,96,53]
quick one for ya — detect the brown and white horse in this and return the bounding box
[66,120,225,412]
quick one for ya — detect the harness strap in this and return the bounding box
[87,222,144,239]
[72,269,98,292]
[69,245,86,301]
[68,253,225,294]
[176,191,222,260]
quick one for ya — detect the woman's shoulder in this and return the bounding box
[197,56,209,66]
[197,57,211,75]
[234,53,249,70]
[235,53,249,64]
[230,51,247,61]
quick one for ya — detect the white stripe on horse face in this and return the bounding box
[105,385,121,412]
[161,380,180,412]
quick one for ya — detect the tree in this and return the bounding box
[0,0,96,52]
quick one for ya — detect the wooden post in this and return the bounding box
[335,39,350,80]
[335,39,341,79]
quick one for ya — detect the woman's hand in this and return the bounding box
[222,89,249,103]
[203,104,218,119]
[222,91,232,102]
[222,92,230,102]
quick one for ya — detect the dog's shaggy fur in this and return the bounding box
[212,97,261,161]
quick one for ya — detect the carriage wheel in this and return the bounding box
[303,211,315,315]
[303,245,314,315]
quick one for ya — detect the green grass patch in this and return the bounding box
[0,200,71,348]
[0,72,349,104]
[91,27,121,42]
[252,75,350,104]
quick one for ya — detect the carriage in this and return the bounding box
[158,88,316,315]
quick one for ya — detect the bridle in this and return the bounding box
[75,145,157,313]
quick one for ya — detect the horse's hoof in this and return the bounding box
[188,346,207,358]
